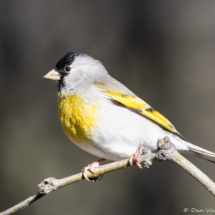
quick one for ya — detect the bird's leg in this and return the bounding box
[82,158,106,182]
[129,143,152,169]
[129,144,143,168]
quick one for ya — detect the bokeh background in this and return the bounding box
[1,1,215,215]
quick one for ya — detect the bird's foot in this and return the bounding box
[82,158,106,182]
[129,144,152,169]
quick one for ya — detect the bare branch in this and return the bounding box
[156,136,215,196]
[0,136,214,215]
[0,149,154,215]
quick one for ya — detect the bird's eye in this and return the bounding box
[65,67,71,72]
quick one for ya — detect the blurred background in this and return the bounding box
[1,1,215,214]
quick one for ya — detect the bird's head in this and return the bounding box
[44,51,107,92]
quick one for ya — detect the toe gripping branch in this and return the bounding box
[129,137,177,169]
[129,144,154,169]
[139,147,153,168]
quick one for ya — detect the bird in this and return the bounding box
[44,51,215,181]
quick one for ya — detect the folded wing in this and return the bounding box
[97,81,184,140]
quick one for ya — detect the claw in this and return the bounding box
[128,143,152,169]
[82,158,106,182]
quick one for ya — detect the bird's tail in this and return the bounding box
[185,142,215,163]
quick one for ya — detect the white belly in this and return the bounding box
[77,100,189,161]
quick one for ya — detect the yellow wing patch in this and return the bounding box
[99,88,176,133]
[141,107,175,132]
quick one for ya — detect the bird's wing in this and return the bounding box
[97,81,184,139]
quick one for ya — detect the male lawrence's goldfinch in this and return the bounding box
[44,51,215,181]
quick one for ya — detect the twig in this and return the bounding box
[156,136,215,196]
[1,136,215,215]
[0,148,154,215]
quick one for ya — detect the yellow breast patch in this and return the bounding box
[58,93,99,143]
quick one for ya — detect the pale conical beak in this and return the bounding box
[43,69,60,81]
